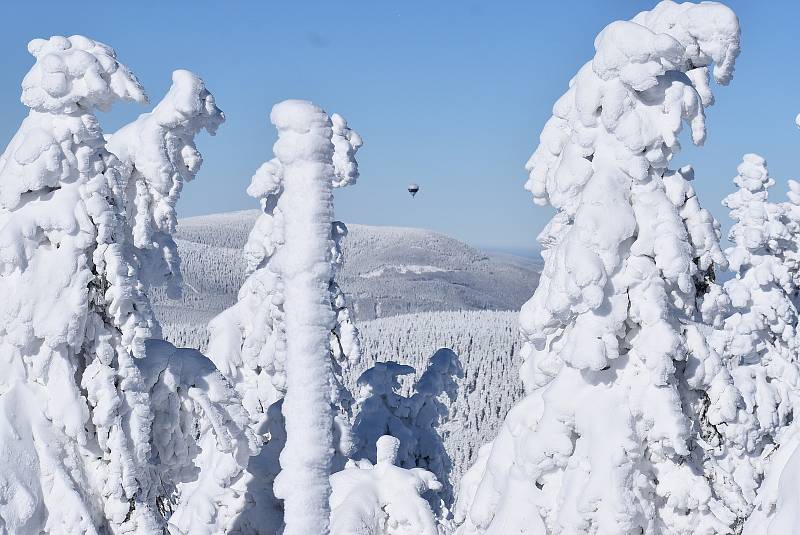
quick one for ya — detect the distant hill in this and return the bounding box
[151,210,541,327]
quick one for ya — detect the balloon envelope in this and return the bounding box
[407,183,419,197]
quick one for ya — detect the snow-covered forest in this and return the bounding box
[2,1,800,534]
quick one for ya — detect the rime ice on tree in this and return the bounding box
[107,69,225,298]
[455,2,747,533]
[738,151,800,533]
[0,35,253,535]
[0,35,160,534]
[206,100,363,534]
[715,155,800,509]
[351,348,462,516]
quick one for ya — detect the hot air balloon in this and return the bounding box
[408,183,419,197]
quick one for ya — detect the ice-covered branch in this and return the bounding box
[107,70,224,297]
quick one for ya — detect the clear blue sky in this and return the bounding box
[0,1,797,254]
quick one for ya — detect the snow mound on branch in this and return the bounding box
[136,340,258,535]
[330,435,442,535]
[23,35,146,114]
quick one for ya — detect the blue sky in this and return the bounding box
[0,1,798,254]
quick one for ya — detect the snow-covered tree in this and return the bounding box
[141,340,257,535]
[710,154,800,515]
[0,35,253,534]
[739,127,800,535]
[0,34,161,534]
[206,100,363,534]
[330,435,442,535]
[107,69,224,298]
[352,348,461,514]
[454,2,746,533]
[109,71,259,535]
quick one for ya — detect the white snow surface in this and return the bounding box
[330,436,442,535]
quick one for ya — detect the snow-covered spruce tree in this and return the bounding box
[454,2,745,533]
[206,100,363,534]
[330,435,442,535]
[107,71,258,535]
[739,139,800,535]
[0,36,254,534]
[352,348,461,514]
[0,34,160,533]
[106,69,224,298]
[265,100,360,535]
[712,154,800,514]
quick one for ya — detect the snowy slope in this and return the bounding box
[151,210,541,328]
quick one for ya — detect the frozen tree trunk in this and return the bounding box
[270,100,338,535]
[205,100,362,533]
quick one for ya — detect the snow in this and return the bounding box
[0,35,161,533]
[330,435,442,535]
[6,5,800,535]
[268,99,341,535]
[351,348,462,519]
[204,100,365,534]
[139,340,258,535]
[151,210,540,327]
[360,265,452,278]
[731,150,800,532]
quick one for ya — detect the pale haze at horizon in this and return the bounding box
[0,0,797,257]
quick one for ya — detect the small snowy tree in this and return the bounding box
[330,435,442,535]
[206,100,363,534]
[455,2,745,533]
[0,36,253,534]
[352,348,461,513]
[712,154,800,513]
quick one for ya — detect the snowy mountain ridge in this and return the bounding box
[152,209,541,328]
